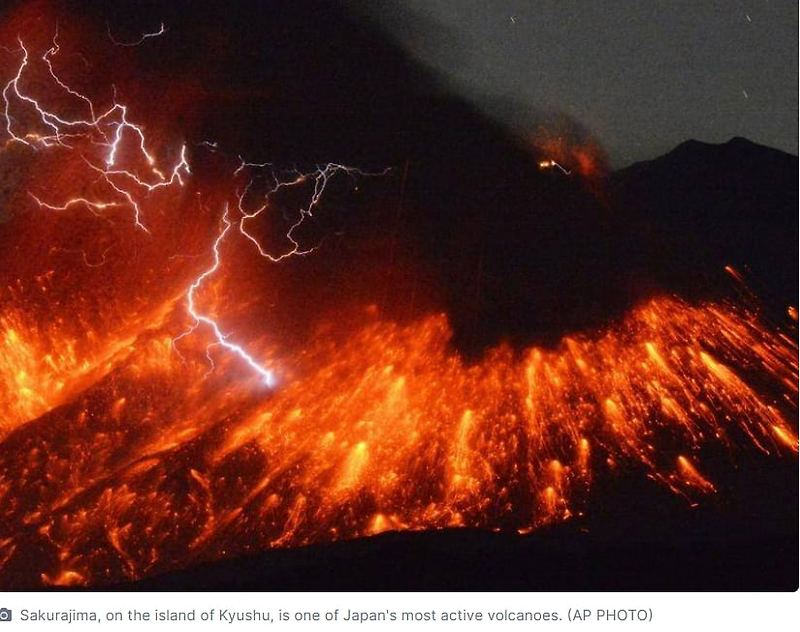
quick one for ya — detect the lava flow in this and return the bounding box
[0,23,797,588]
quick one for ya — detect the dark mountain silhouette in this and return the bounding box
[2,0,795,591]
[610,137,797,308]
[27,1,794,351]
[124,133,799,591]
[4,1,796,350]
[39,0,625,352]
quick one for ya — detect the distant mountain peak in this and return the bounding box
[616,136,796,178]
[672,136,757,153]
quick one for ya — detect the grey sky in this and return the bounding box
[379,0,798,166]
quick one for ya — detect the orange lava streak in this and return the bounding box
[0,293,795,587]
[0,280,177,434]
[0,15,796,589]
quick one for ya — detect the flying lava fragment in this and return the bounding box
[0,20,796,589]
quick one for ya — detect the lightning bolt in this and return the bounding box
[176,204,277,387]
[174,161,388,385]
[107,21,167,47]
[3,34,189,231]
[3,33,387,388]
[236,160,387,262]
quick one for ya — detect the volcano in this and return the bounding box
[0,0,796,590]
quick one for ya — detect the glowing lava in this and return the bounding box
[0,27,796,588]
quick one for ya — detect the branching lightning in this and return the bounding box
[0,20,797,589]
[235,160,388,262]
[2,35,189,231]
[176,205,277,387]
[3,33,385,388]
[175,161,388,384]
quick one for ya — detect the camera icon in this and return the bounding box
[0,608,11,622]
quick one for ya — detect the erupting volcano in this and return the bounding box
[0,2,797,590]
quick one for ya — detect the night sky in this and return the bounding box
[375,0,798,167]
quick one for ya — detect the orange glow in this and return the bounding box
[0,291,796,586]
[724,265,745,283]
[676,455,715,492]
[772,425,798,450]
[532,132,608,181]
[0,18,796,589]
